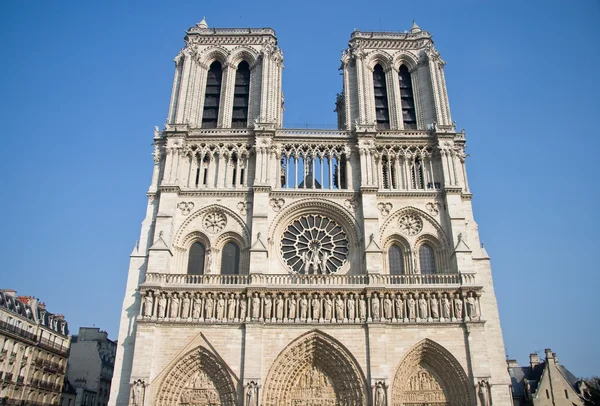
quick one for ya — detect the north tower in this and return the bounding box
[109,19,512,406]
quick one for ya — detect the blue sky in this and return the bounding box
[1,0,599,377]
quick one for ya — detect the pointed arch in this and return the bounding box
[262,330,367,406]
[391,339,473,406]
[154,346,238,406]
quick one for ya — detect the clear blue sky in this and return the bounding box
[1,0,598,377]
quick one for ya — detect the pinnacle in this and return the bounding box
[196,17,208,29]
[410,20,422,33]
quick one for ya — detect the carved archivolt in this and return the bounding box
[391,339,473,406]
[154,346,237,406]
[262,330,367,406]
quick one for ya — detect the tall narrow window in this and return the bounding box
[232,61,250,128]
[419,244,436,274]
[399,65,417,129]
[187,242,205,275]
[373,64,390,130]
[202,61,222,128]
[388,245,404,275]
[221,242,240,275]
[411,157,425,189]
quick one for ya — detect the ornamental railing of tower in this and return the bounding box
[277,143,350,190]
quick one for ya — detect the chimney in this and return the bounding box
[529,353,540,368]
[1,289,17,297]
[507,359,519,368]
[38,301,46,310]
[544,349,556,364]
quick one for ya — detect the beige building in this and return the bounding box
[109,19,512,406]
[508,349,587,406]
[0,289,70,406]
[62,328,116,406]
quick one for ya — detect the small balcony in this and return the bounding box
[0,320,37,343]
[143,272,476,288]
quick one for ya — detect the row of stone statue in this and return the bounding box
[141,290,481,323]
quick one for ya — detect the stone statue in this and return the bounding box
[311,295,320,319]
[467,292,478,319]
[407,294,416,320]
[275,295,284,320]
[239,295,247,320]
[288,295,296,319]
[228,295,236,320]
[374,382,386,406]
[252,294,260,319]
[430,294,439,319]
[359,295,367,320]
[335,295,345,321]
[394,295,403,319]
[130,381,144,406]
[299,295,308,319]
[192,295,201,319]
[478,380,491,406]
[182,294,190,318]
[216,294,225,320]
[170,294,180,318]
[246,381,258,406]
[347,294,355,319]
[158,293,167,318]
[264,295,272,319]
[454,296,463,319]
[205,294,214,319]
[441,293,451,319]
[143,294,153,318]
[383,294,392,320]
[372,294,380,319]
[320,251,329,274]
[324,295,333,321]
[418,294,428,319]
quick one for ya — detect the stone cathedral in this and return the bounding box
[109,18,512,406]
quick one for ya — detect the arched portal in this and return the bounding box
[392,339,473,406]
[154,346,237,406]
[262,330,367,406]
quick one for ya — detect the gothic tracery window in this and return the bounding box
[388,244,404,275]
[398,65,417,129]
[419,244,436,274]
[373,64,390,130]
[232,61,250,128]
[221,242,240,275]
[202,61,223,129]
[187,242,206,275]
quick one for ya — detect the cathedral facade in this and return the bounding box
[109,18,512,406]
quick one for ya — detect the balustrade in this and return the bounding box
[138,286,482,326]
[278,144,350,190]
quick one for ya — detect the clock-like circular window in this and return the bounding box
[281,214,349,274]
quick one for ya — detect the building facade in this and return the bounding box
[0,289,70,406]
[508,350,587,406]
[62,328,116,406]
[109,19,512,406]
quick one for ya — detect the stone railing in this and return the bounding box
[138,286,482,326]
[143,272,476,287]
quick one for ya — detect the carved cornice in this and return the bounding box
[443,187,463,195]
[158,186,181,193]
[179,189,252,198]
[376,190,442,198]
[270,190,355,199]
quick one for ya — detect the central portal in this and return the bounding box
[262,331,367,406]
[290,365,337,406]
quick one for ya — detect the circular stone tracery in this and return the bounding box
[398,213,423,236]
[281,214,348,274]
[203,211,227,234]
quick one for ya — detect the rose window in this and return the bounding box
[281,215,348,274]
[203,211,227,234]
[398,214,423,236]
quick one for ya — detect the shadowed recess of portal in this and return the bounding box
[262,330,367,406]
[154,346,237,406]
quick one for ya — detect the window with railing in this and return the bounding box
[221,242,240,275]
[373,64,390,130]
[202,61,223,129]
[398,65,417,129]
[419,244,436,274]
[187,242,206,275]
[232,61,250,128]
